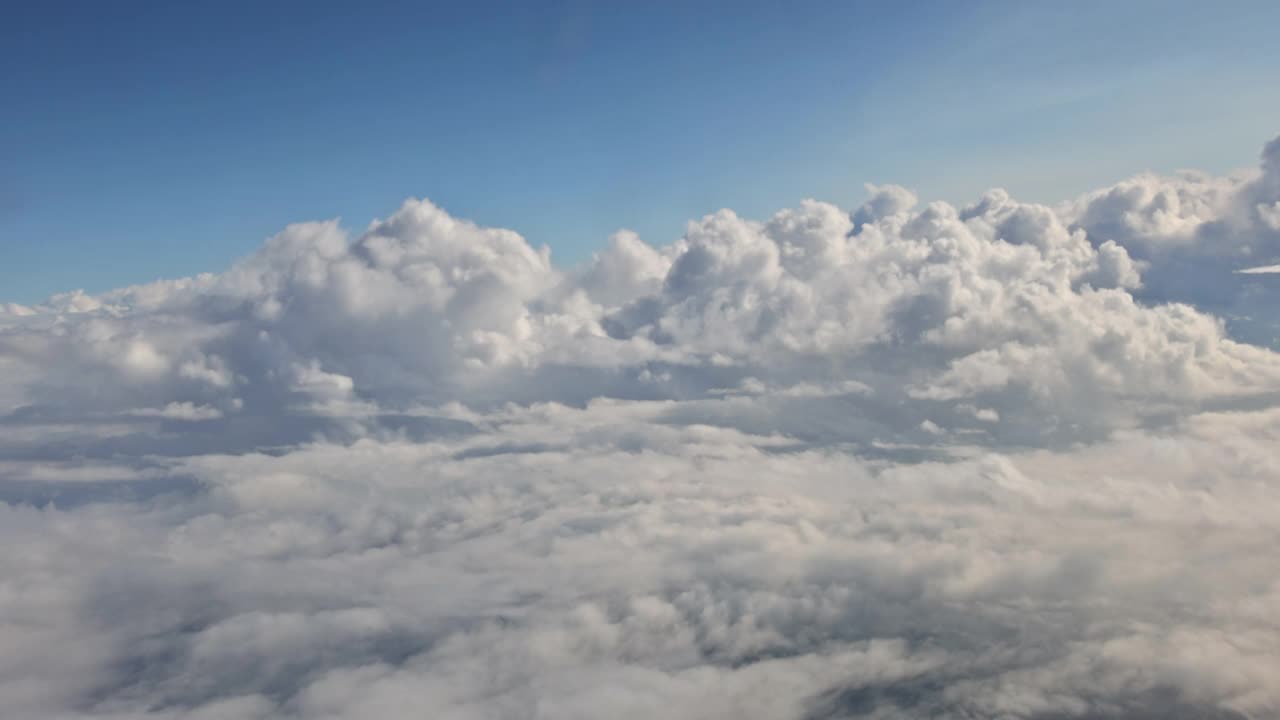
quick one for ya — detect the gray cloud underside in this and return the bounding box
[3,137,1280,719]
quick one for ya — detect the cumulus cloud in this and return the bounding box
[3,136,1280,719]
[1060,137,1280,346]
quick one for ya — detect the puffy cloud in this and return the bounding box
[3,137,1280,718]
[2,401,1278,718]
[1061,137,1280,346]
[8,157,1278,443]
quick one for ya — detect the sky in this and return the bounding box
[5,6,1280,718]
[4,0,1280,303]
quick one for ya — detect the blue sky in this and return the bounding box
[3,0,1279,303]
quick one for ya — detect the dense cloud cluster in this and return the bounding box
[1060,136,1280,344]
[2,137,1280,719]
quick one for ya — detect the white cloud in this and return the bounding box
[3,401,1278,718]
[3,136,1280,718]
[127,402,225,421]
[1060,136,1280,345]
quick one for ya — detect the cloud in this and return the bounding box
[4,402,1279,718]
[3,137,1280,718]
[127,402,225,421]
[1060,137,1280,346]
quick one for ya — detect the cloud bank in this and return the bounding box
[3,137,1280,719]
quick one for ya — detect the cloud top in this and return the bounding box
[3,136,1280,719]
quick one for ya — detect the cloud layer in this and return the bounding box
[3,137,1280,719]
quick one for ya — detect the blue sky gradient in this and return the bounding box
[4,0,1280,302]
